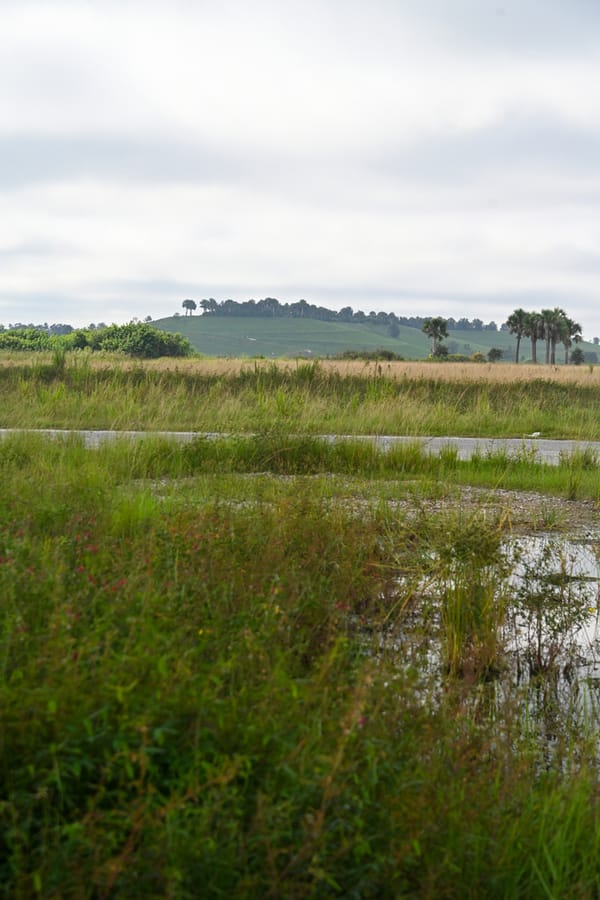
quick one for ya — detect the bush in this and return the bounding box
[335,349,404,361]
[63,330,90,350]
[0,328,53,351]
[0,323,193,358]
[77,323,193,358]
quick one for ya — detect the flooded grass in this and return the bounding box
[508,536,600,681]
[2,432,600,895]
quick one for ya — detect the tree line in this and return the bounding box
[421,308,587,365]
[505,308,583,365]
[0,322,105,335]
[181,297,501,332]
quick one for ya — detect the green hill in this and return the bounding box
[152,315,432,358]
[152,315,599,362]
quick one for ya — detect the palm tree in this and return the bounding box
[506,308,528,363]
[540,309,553,364]
[551,308,568,365]
[524,311,543,364]
[422,317,448,356]
[540,308,566,365]
[560,317,582,365]
[200,298,218,315]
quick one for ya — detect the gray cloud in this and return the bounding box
[373,112,600,186]
[0,239,76,259]
[0,135,249,189]
[406,0,600,54]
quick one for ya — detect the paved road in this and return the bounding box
[1,428,599,465]
[369,435,600,465]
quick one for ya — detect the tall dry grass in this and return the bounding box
[2,351,600,385]
[128,357,600,386]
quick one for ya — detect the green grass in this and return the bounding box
[153,314,434,358]
[3,358,600,437]
[1,434,600,894]
[2,429,600,500]
[2,361,600,896]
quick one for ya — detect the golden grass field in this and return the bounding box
[75,355,600,384]
[2,351,600,385]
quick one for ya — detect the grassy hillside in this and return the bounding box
[152,315,431,357]
[152,314,598,362]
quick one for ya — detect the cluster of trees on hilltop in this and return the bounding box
[505,308,584,365]
[180,297,500,332]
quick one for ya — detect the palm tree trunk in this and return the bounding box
[531,338,537,364]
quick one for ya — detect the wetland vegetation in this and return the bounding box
[2,353,600,438]
[2,356,600,897]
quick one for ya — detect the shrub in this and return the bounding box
[0,323,193,358]
[80,323,193,358]
[335,348,404,361]
[0,328,53,351]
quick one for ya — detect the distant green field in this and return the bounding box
[152,314,599,362]
[152,315,431,357]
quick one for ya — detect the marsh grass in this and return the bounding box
[3,355,600,895]
[510,538,597,678]
[3,427,600,507]
[2,356,600,436]
[427,512,509,677]
[1,434,600,895]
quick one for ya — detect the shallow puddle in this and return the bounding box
[502,536,600,734]
[375,532,600,736]
[506,535,600,677]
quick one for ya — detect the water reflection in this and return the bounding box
[507,535,600,679]
[504,536,600,745]
[376,533,600,741]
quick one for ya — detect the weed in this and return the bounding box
[426,512,508,677]
[438,442,459,470]
[559,446,599,470]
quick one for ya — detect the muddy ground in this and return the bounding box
[415,485,600,537]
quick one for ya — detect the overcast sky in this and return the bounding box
[2,0,600,336]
